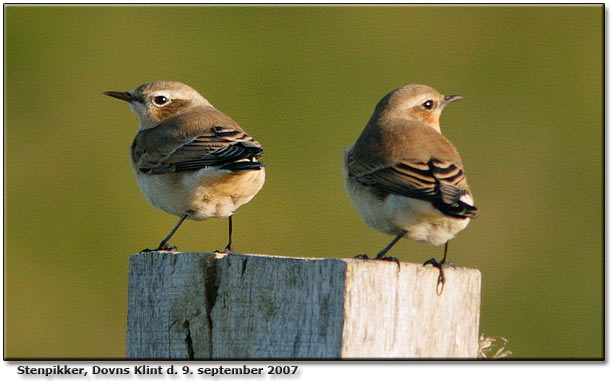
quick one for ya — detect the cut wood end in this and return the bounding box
[131,251,480,273]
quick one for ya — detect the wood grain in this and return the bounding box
[127,252,480,359]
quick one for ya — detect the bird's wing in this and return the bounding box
[132,115,264,175]
[347,154,477,219]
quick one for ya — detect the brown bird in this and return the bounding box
[343,84,477,292]
[104,81,265,253]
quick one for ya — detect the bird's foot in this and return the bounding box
[139,243,178,253]
[423,258,447,295]
[215,244,233,255]
[376,255,400,266]
[354,253,400,268]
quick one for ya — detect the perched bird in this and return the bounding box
[104,81,265,253]
[343,84,477,290]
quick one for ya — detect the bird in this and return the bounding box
[342,84,477,292]
[104,81,265,253]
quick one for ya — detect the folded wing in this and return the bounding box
[347,155,477,219]
[132,113,264,175]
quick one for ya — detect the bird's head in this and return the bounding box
[104,81,213,130]
[376,84,462,132]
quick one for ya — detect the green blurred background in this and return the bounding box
[4,5,603,359]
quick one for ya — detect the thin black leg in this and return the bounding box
[154,214,188,251]
[224,216,233,253]
[215,216,234,254]
[440,241,449,264]
[374,231,406,259]
[355,231,406,266]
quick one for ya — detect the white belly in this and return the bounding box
[343,167,470,246]
[135,167,266,220]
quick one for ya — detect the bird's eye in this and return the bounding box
[153,95,169,106]
[422,100,434,110]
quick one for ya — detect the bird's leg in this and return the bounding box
[225,216,234,253]
[216,216,234,254]
[157,214,189,251]
[374,231,406,260]
[141,214,188,253]
[423,241,450,295]
[355,231,406,266]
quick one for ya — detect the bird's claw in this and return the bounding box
[423,257,440,267]
[215,245,233,255]
[140,244,177,253]
[355,254,400,269]
[435,278,445,295]
[376,256,400,266]
[423,257,447,295]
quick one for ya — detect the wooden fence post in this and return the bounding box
[127,252,481,359]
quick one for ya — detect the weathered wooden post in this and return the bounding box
[127,252,481,359]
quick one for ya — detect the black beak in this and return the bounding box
[443,94,463,104]
[103,91,134,102]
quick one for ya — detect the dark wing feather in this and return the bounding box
[348,156,477,219]
[137,124,264,174]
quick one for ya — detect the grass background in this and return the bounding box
[4,5,603,359]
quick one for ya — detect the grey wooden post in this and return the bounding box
[127,252,481,359]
